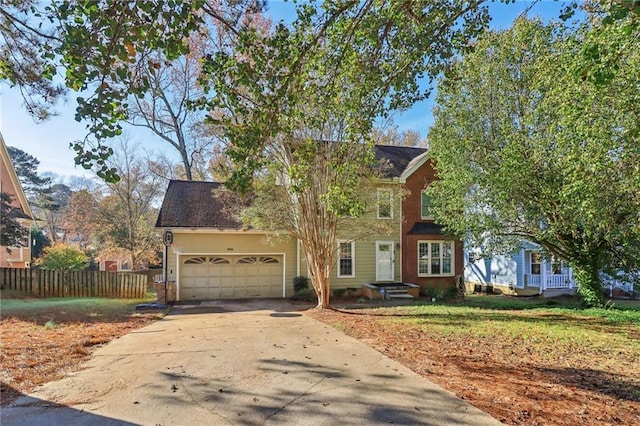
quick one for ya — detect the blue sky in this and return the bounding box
[0,0,568,181]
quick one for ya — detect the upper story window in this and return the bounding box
[377,189,392,219]
[337,240,355,278]
[421,192,433,220]
[418,241,454,276]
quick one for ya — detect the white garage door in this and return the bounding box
[179,255,283,300]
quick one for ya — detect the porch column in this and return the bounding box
[569,268,574,289]
[541,260,547,291]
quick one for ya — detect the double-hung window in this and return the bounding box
[418,241,453,276]
[377,189,392,219]
[421,192,433,220]
[337,241,355,278]
[531,253,541,275]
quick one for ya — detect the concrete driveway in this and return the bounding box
[2,299,500,425]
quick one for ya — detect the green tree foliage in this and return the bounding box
[1,0,267,181]
[6,146,71,241]
[35,242,88,270]
[198,1,493,308]
[427,17,640,307]
[0,192,29,253]
[30,226,51,259]
[6,146,50,195]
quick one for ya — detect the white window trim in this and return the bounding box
[337,240,355,278]
[417,240,455,277]
[530,252,541,275]
[421,191,433,220]
[377,189,393,219]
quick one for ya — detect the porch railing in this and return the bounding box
[525,274,541,286]
[546,274,571,288]
[525,274,573,289]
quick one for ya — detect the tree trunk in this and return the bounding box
[306,250,332,309]
[573,259,604,307]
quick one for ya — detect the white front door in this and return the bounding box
[376,241,394,281]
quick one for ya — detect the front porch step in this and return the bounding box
[385,289,414,300]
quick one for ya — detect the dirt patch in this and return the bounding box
[307,308,640,426]
[0,296,164,406]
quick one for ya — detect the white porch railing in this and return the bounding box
[525,274,573,289]
[546,274,571,288]
[526,274,541,286]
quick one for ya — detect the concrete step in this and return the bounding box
[385,290,414,300]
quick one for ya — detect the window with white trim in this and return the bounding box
[418,241,454,276]
[531,253,541,275]
[377,189,392,219]
[421,192,433,220]
[337,241,355,278]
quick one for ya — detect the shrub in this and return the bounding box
[292,287,316,302]
[293,276,309,293]
[35,243,89,270]
[333,288,346,298]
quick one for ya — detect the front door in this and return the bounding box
[376,241,394,281]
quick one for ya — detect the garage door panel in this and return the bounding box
[180,254,283,300]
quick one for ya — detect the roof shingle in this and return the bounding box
[155,181,244,229]
[156,145,428,229]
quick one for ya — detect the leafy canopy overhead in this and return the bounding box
[195,1,494,308]
[427,15,640,306]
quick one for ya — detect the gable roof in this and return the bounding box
[375,145,428,178]
[156,145,429,229]
[155,180,244,229]
[0,132,33,220]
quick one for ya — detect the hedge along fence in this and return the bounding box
[0,268,147,298]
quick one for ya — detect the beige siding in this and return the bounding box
[166,231,298,299]
[299,200,403,290]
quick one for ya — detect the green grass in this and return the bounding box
[0,292,157,319]
[351,295,640,373]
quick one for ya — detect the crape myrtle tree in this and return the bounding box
[427,15,640,307]
[197,1,492,308]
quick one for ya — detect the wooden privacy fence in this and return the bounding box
[0,268,147,298]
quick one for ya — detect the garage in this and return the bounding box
[179,254,284,300]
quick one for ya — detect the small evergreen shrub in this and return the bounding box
[293,276,309,293]
[292,288,317,302]
[333,288,346,298]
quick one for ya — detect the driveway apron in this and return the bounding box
[2,299,500,425]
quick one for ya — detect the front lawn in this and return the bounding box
[308,295,640,425]
[0,291,167,406]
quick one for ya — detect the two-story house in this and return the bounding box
[155,145,463,302]
[398,151,464,294]
[0,132,33,268]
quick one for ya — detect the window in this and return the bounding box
[418,241,453,276]
[421,192,433,220]
[551,256,562,274]
[531,253,541,275]
[337,241,355,278]
[237,256,280,264]
[377,189,392,219]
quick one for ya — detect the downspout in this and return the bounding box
[163,243,168,304]
[398,193,403,283]
[296,238,300,277]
